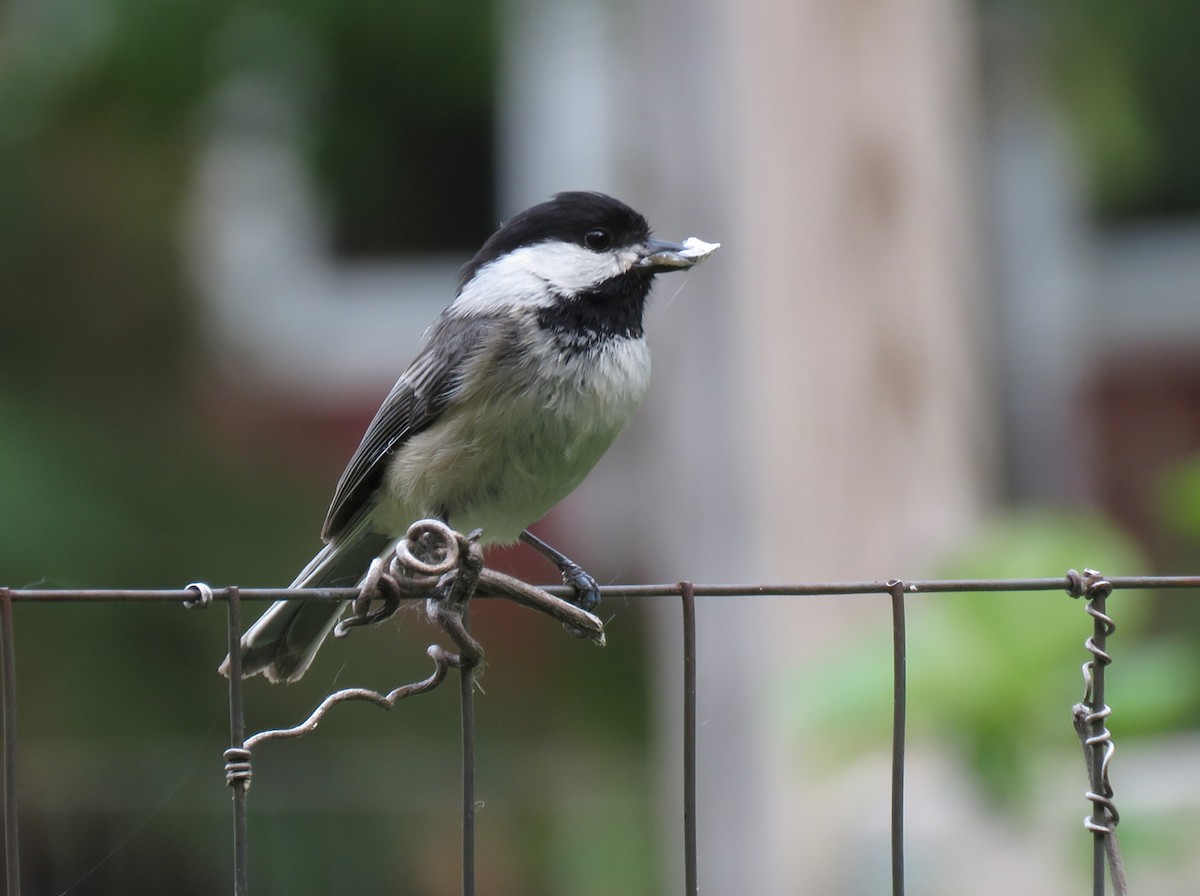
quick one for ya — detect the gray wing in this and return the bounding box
[320,314,494,541]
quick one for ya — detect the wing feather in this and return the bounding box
[320,314,493,541]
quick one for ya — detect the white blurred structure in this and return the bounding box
[623,2,991,893]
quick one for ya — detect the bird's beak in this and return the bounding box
[636,237,721,272]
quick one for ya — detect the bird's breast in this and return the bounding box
[375,335,651,543]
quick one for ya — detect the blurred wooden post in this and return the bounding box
[626,0,989,892]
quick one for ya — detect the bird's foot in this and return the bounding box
[560,561,601,614]
[560,561,601,639]
[517,529,603,639]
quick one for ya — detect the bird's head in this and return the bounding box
[453,192,718,328]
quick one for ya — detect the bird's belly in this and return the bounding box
[374,338,650,544]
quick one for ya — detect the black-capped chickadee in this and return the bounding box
[222,191,718,682]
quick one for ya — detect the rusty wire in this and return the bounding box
[3,570,1200,896]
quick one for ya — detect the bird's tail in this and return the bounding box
[219,517,393,683]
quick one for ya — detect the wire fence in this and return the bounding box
[4,534,1199,896]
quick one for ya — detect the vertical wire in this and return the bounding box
[1088,590,1108,896]
[223,586,250,896]
[680,582,698,896]
[1,590,20,896]
[887,581,907,896]
[460,605,476,896]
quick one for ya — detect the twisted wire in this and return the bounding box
[223,747,252,790]
[1066,568,1131,894]
[1066,568,1119,835]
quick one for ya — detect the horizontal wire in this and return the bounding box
[3,575,1200,603]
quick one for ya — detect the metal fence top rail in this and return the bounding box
[3,574,1200,603]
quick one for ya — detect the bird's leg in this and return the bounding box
[519,529,601,614]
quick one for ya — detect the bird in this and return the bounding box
[221,191,718,682]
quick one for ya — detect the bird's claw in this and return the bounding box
[561,562,601,638]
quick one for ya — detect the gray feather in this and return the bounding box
[219,514,392,683]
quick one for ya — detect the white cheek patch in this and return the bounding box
[514,242,634,292]
[453,242,635,314]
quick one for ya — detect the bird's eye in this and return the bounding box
[584,228,612,251]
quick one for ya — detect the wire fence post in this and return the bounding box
[1,588,20,896]
[680,582,697,896]
[886,580,907,896]
[1087,582,1110,896]
[221,586,251,896]
[460,606,476,896]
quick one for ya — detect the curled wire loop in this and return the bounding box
[183,582,214,609]
[336,519,464,636]
[1066,569,1116,674]
[395,519,463,578]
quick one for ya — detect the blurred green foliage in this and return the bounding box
[788,509,1200,806]
[1028,0,1200,220]
[1155,453,1200,545]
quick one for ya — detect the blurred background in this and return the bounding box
[2,0,1200,893]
